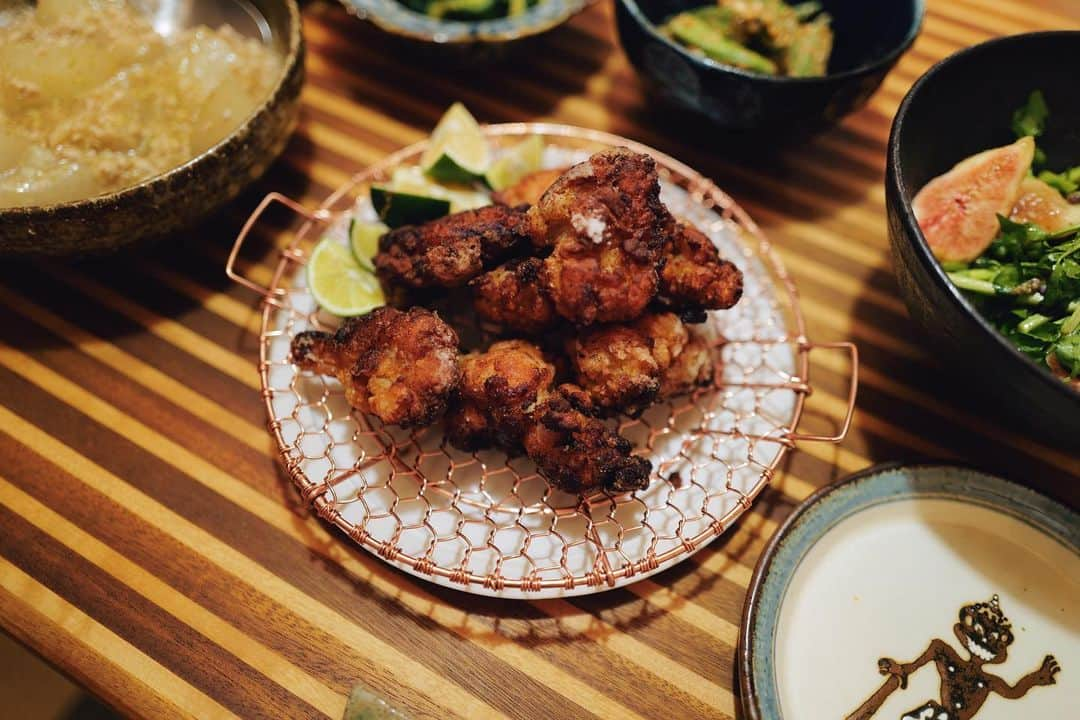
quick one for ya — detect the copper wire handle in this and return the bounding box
[789,340,859,443]
[226,192,329,299]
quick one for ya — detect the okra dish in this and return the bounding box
[913,91,1080,386]
[660,0,833,78]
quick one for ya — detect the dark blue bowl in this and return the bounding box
[614,0,923,133]
[886,32,1080,447]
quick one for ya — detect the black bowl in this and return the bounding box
[886,31,1080,447]
[614,0,923,133]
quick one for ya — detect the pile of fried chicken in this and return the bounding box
[291,149,744,495]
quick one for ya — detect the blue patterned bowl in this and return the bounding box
[338,0,589,45]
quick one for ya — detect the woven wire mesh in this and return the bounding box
[251,125,823,597]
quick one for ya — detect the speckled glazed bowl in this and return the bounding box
[0,0,304,257]
[338,0,588,48]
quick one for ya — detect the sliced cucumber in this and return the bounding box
[370,186,452,228]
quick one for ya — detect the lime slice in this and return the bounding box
[370,185,451,228]
[421,103,491,183]
[485,135,544,191]
[307,237,385,317]
[349,219,387,272]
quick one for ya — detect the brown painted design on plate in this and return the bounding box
[847,595,1061,720]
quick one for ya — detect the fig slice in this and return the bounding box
[913,136,1035,263]
[1010,176,1080,232]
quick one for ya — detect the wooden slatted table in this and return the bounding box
[1,1,1077,718]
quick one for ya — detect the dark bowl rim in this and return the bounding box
[737,459,1078,720]
[616,0,925,84]
[0,0,303,218]
[887,30,1080,406]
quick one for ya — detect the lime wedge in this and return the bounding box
[370,185,452,228]
[421,103,491,183]
[485,135,544,191]
[307,237,385,317]
[349,219,387,272]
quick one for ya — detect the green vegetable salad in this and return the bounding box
[945,91,1080,381]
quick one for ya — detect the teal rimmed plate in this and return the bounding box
[740,463,1078,720]
[339,0,589,45]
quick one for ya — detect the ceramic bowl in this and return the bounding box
[741,463,1078,720]
[337,0,588,48]
[0,0,304,257]
[886,32,1080,447]
[614,0,923,133]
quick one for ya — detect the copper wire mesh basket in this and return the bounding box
[228,124,858,598]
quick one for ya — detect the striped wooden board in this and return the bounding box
[1,1,1078,718]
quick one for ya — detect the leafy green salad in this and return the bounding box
[941,92,1080,382]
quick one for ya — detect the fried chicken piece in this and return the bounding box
[530,149,675,325]
[446,340,555,451]
[660,222,744,316]
[523,385,652,494]
[568,312,715,415]
[471,257,557,334]
[291,307,461,428]
[374,205,535,289]
[492,167,566,207]
[569,326,660,415]
[445,341,652,494]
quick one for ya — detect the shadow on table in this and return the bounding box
[847,265,1080,507]
[0,130,317,357]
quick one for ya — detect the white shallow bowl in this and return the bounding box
[741,463,1079,720]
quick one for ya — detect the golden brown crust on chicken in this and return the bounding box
[491,168,567,207]
[291,307,461,428]
[530,149,674,325]
[446,340,555,451]
[374,205,536,289]
[445,341,652,493]
[660,223,744,314]
[523,385,652,494]
[471,257,557,334]
[568,312,714,414]
[569,326,660,415]
[659,334,713,397]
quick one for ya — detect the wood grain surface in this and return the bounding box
[1,1,1078,718]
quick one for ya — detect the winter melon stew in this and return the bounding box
[0,0,283,209]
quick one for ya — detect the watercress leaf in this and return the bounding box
[989,215,1049,262]
[1012,90,1049,139]
[1045,256,1080,308]
[992,265,1022,293]
[1053,334,1080,376]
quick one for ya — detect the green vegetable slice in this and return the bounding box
[307,238,385,317]
[370,186,451,228]
[349,219,387,272]
[421,103,491,183]
[485,135,544,191]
